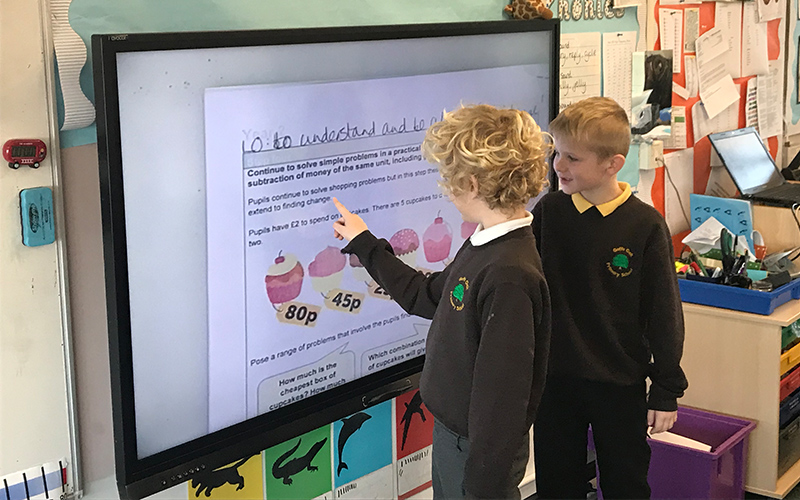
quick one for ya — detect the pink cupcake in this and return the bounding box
[349,254,371,282]
[308,246,346,294]
[265,252,304,304]
[423,215,453,263]
[390,229,420,267]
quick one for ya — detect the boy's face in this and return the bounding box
[445,176,481,222]
[552,135,613,196]
[447,189,480,222]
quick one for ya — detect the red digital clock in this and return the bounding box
[3,139,47,169]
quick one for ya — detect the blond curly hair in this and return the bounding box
[549,97,630,159]
[422,104,551,213]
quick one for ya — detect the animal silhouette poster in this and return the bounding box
[188,394,440,499]
[333,401,393,495]
[396,391,432,459]
[190,455,263,499]
[263,426,332,499]
[395,390,434,499]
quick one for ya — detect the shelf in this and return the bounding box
[682,299,800,328]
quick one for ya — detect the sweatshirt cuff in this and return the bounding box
[647,384,679,411]
[341,230,380,255]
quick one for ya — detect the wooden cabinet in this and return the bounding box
[681,300,800,498]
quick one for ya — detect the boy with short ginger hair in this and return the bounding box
[532,97,688,499]
[333,104,552,499]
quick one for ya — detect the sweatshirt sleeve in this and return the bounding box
[640,220,688,411]
[341,231,450,319]
[464,281,537,498]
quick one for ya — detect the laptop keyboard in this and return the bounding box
[760,183,800,203]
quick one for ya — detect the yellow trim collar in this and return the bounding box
[571,183,632,217]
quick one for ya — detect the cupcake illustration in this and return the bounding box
[309,246,346,295]
[390,228,420,267]
[264,252,304,305]
[461,221,479,239]
[423,213,453,263]
[349,253,371,283]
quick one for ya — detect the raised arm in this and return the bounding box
[333,198,449,319]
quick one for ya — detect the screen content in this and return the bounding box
[712,130,784,194]
[112,30,552,460]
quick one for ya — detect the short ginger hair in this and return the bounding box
[422,104,551,212]
[549,97,631,159]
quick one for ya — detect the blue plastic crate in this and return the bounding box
[678,278,800,315]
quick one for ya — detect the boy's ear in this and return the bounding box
[469,175,479,194]
[606,154,627,176]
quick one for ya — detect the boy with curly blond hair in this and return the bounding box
[332,104,552,499]
[532,97,688,499]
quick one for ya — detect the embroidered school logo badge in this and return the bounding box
[450,277,469,311]
[607,246,633,277]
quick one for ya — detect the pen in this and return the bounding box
[691,251,709,277]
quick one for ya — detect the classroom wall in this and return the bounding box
[13,0,784,497]
[0,0,76,487]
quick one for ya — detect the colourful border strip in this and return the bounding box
[0,466,65,500]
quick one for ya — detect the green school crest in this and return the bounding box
[450,277,469,311]
[607,246,633,278]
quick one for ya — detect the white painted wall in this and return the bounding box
[0,0,76,489]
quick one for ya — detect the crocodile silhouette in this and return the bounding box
[271,437,327,485]
[337,412,371,476]
[400,391,427,450]
[190,456,252,497]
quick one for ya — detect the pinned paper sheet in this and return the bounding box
[742,1,769,77]
[684,55,698,97]
[659,9,683,73]
[746,78,759,129]
[714,2,743,79]
[695,27,739,119]
[684,8,700,54]
[691,92,740,143]
[673,82,690,100]
[705,165,738,198]
[757,60,783,138]
[758,0,783,22]
[559,32,601,112]
[659,0,700,6]
[668,106,687,149]
[663,149,693,234]
[51,0,95,130]
[636,168,658,207]
[603,32,637,119]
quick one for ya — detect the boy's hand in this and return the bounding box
[647,409,677,434]
[332,198,368,242]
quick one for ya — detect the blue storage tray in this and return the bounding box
[679,278,800,315]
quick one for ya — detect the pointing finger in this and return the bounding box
[332,197,351,216]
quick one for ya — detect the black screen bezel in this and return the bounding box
[92,20,560,500]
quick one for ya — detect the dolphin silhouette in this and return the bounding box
[337,412,371,476]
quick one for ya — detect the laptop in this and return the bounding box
[708,127,800,207]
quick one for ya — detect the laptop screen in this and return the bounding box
[709,128,784,196]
